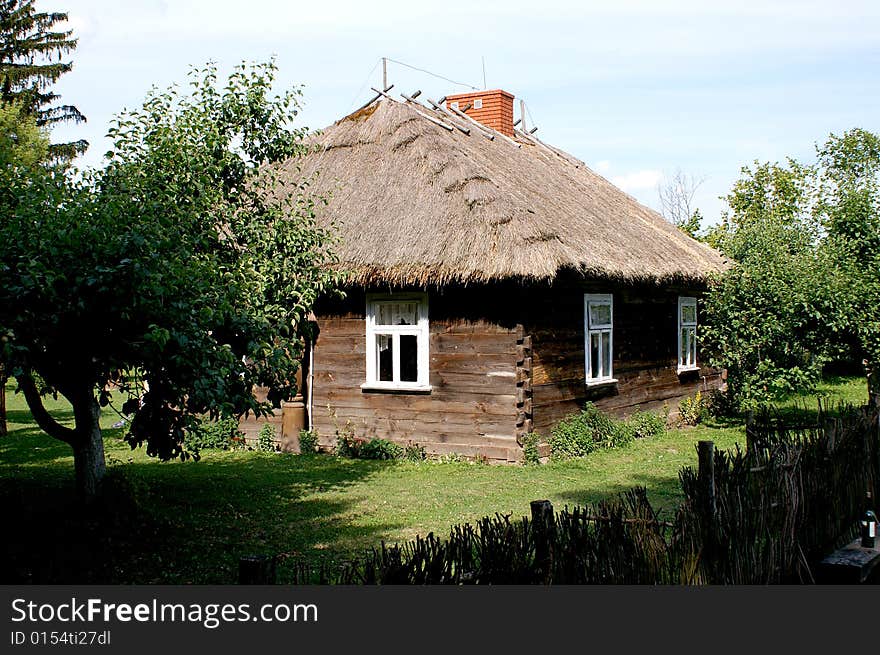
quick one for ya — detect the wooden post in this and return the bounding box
[530,499,555,584]
[0,365,7,436]
[238,554,277,585]
[745,410,755,454]
[698,440,716,519]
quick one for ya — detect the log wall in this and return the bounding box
[311,288,522,461]
[522,278,723,435]
[310,279,723,461]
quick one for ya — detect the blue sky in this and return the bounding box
[51,0,880,225]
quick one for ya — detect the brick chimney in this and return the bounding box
[445,89,515,137]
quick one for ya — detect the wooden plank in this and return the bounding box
[313,415,517,442]
[433,332,518,355]
[314,390,515,416]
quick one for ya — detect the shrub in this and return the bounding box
[549,403,627,460]
[625,410,666,440]
[335,431,364,458]
[184,417,243,453]
[522,432,541,465]
[358,438,404,461]
[334,430,404,461]
[257,423,277,452]
[298,429,318,454]
[404,442,427,462]
[679,391,707,426]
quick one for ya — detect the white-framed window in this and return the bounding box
[449,101,459,110]
[678,296,698,372]
[364,293,430,391]
[473,98,483,109]
[584,293,616,385]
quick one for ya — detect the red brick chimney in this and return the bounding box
[445,89,515,137]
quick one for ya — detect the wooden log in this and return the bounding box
[530,500,555,584]
[238,554,277,584]
[351,84,394,113]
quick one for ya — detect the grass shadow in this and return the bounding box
[0,442,407,583]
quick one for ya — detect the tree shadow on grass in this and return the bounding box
[0,450,406,584]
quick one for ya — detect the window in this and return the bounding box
[678,296,698,371]
[584,294,615,385]
[449,101,459,110]
[473,98,483,109]
[364,293,430,391]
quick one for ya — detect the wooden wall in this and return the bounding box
[311,288,522,461]
[311,279,723,461]
[520,277,723,435]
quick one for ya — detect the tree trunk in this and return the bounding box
[71,389,106,502]
[17,371,106,502]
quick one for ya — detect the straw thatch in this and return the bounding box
[281,97,727,286]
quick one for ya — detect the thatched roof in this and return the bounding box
[282,96,727,286]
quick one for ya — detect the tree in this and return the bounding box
[815,129,880,407]
[0,101,48,435]
[702,133,880,410]
[657,168,706,238]
[0,60,340,499]
[0,0,86,159]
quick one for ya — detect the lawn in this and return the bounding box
[0,375,868,583]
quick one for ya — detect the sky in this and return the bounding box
[49,0,880,226]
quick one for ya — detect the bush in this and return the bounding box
[522,432,541,464]
[298,429,318,454]
[184,417,244,453]
[335,431,364,458]
[549,403,628,460]
[257,423,277,452]
[404,442,427,462]
[335,431,404,461]
[358,438,404,461]
[679,391,707,426]
[624,410,666,440]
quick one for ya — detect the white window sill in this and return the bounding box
[585,378,618,388]
[361,382,433,394]
[677,366,700,374]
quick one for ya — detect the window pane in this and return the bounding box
[377,334,394,381]
[688,327,697,367]
[590,332,600,379]
[602,331,611,377]
[680,328,689,365]
[400,334,419,382]
[681,303,696,325]
[589,302,612,327]
[376,301,418,326]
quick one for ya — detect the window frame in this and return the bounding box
[677,296,698,373]
[363,292,431,392]
[584,293,617,386]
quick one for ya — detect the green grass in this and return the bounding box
[0,375,868,583]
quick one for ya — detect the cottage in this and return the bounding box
[271,88,727,461]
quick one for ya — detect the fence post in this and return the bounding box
[238,554,277,584]
[530,499,555,584]
[745,411,755,454]
[698,441,716,519]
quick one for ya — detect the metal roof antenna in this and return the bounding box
[382,57,388,89]
[481,56,487,89]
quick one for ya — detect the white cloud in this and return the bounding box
[611,170,663,192]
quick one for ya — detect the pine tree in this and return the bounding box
[0,0,86,159]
